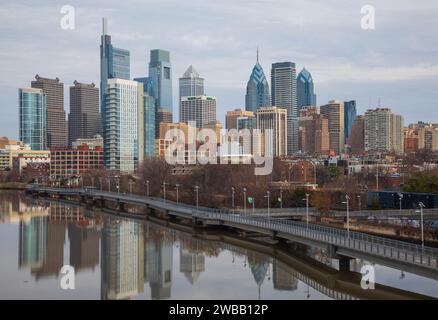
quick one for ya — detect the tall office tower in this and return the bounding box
[298,107,329,155]
[149,49,173,133]
[256,106,287,157]
[134,77,156,157]
[320,100,345,155]
[31,75,67,148]
[68,81,101,146]
[180,96,216,129]
[100,17,130,139]
[350,115,365,155]
[364,108,404,155]
[245,50,270,113]
[417,124,438,151]
[296,68,316,111]
[179,65,204,100]
[101,219,144,300]
[271,62,298,154]
[103,79,144,173]
[155,109,173,139]
[344,100,357,144]
[225,109,255,130]
[19,88,47,150]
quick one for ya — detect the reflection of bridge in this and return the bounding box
[27,186,438,283]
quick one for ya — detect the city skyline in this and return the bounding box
[1,1,438,140]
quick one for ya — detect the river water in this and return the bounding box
[0,191,437,300]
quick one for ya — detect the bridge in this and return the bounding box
[27,185,438,281]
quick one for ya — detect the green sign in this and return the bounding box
[247,197,254,204]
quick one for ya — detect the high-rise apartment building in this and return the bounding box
[134,77,156,157]
[31,75,67,148]
[298,107,329,155]
[19,88,47,150]
[271,62,298,154]
[296,68,316,111]
[364,108,404,154]
[256,106,287,157]
[418,124,438,152]
[68,81,101,146]
[103,79,144,172]
[245,50,270,113]
[349,115,365,155]
[180,96,216,129]
[320,100,345,155]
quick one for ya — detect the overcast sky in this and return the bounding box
[1,0,438,139]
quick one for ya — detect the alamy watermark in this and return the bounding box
[60,265,75,290]
[361,5,375,30]
[360,264,375,290]
[60,5,75,30]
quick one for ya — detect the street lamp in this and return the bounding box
[175,183,180,203]
[342,195,350,238]
[115,176,120,194]
[243,188,247,215]
[194,186,200,212]
[398,193,403,214]
[302,193,310,227]
[163,182,167,202]
[279,189,283,209]
[231,187,235,210]
[418,202,425,247]
[265,191,271,222]
[146,180,150,197]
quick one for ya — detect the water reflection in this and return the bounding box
[0,191,437,300]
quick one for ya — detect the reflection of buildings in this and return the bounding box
[1,196,49,224]
[146,231,173,299]
[68,224,100,273]
[248,254,269,299]
[180,247,205,285]
[19,216,47,270]
[273,260,298,291]
[101,219,144,300]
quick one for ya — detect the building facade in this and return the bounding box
[320,100,345,155]
[271,62,298,154]
[298,107,329,155]
[103,79,143,173]
[149,49,173,115]
[256,106,287,157]
[296,68,316,111]
[344,100,357,144]
[225,109,255,131]
[68,81,101,146]
[31,75,67,148]
[179,65,204,101]
[350,115,365,155]
[19,88,47,151]
[245,51,270,113]
[364,108,404,154]
[180,96,216,129]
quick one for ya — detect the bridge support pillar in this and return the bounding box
[338,255,353,272]
[118,202,126,212]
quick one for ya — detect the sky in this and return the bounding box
[1,0,438,139]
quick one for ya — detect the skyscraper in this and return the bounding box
[100,17,130,140]
[344,100,357,144]
[225,109,255,130]
[180,96,216,129]
[134,77,156,157]
[31,75,68,148]
[350,115,365,155]
[68,81,101,146]
[103,79,144,172]
[19,88,47,150]
[298,107,329,155]
[179,65,204,100]
[297,68,316,111]
[271,62,298,154]
[320,100,345,155]
[256,106,288,157]
[364,108,404,154]
[245,50,270,113]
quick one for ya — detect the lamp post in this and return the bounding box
[175,183,180,203]
[419,202,425,247]
[115,176,120,194]
[398,193,403,214]
[279,189,283,209]
[302,193,310,227]
[231,187,235,210]
[146,180,150,197]
[342,195,350,238]
[194,186,199,212]
[243,188,247,215]
[265,191,271,222]
[163,181,167,202]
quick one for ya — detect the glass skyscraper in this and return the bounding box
[344,100,357,144]
[104,79,140,173]
[19,88,47,150]
[297,68,316,111]
[245,51,270,113]
[148,49,173,113]
[179,65,204,99]
[271,62,298,155]
[100,18,130,131]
